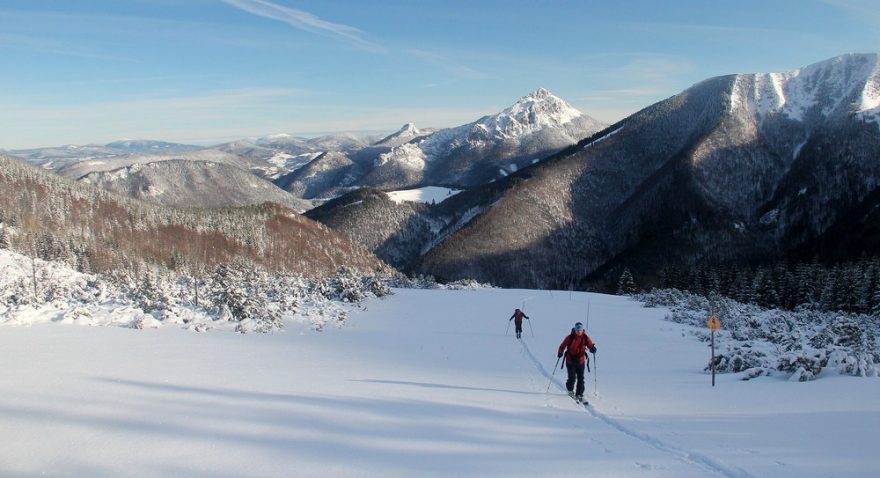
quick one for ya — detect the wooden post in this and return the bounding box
[711,329,716,387]
[707,313,721,387]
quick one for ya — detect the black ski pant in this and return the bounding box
[566,361,586,397]
[514,320,523,335]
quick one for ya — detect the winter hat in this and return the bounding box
[574,322,584,331]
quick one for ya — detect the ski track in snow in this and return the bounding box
[516,336,756,478]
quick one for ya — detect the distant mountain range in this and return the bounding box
[3,89,602,212]
[310,53,880,289]
[4,54,879,290]
[277,88,606,198]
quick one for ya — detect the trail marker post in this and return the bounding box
[707,313,721,387]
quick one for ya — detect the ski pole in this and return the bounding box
[505,319,511,336]
[586,298,591,329]
[546,356,561,393]
[592,352,598,395]
[527,317,535,337]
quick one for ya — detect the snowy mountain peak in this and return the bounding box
[729,52,880,124]
[399,123,420,135]
[359,90,604,187]
[477,88,586,140]
[373,122,427,147]
[525,87,553,100]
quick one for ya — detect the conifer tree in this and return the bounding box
[617,268,637,295]
[872,281,880,317]
[819,267,842,312]
[661,264,681,289]
[755,269,780,308]
[0,226,8,249]
[134,269,168,313]
[839,266,861,313]
[794,262,816,309]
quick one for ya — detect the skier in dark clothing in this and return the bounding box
[509,308,530,338]
[557,322,597,402]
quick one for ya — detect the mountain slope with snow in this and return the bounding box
[373,88,606,187]
[418,53,880,289]
[0,285,876,477]
[729,53,880,124]
[372,123,434,147]
[276,89,605,198]
[78,159,313,211]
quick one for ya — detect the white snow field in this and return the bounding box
[386,186,462,205]
[1,288,878,477]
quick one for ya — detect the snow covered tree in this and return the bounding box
[617,268,637,295]
[133,269,170,313]
[210,261,250,320]
[0,226,8,249]
[209,259,281,332]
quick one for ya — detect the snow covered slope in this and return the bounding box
[1,286,876,477]
[420,54,880,289]
[78,159,313,211]
[730,53,880,124]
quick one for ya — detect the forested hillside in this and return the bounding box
[0,155,386,277]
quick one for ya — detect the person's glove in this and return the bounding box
[557,352,563,358]
[589,346,597,354]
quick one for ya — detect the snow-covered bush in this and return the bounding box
[637,288,880,381]
[380,272,493,291]
[444,278,495,290]
[710,344,767,373]
[312,266,395,303]
[0,248,392,333]
[386,273,442,289]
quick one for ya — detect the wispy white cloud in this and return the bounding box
[0,31,125,61]
[221,0,385,52]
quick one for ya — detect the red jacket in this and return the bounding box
[510,309,529,324]
[558,330,596,365]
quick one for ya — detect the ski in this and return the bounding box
[569,395,589,406]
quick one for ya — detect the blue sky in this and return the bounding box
[1,0,877,149]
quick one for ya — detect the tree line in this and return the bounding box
[647,258,880,315]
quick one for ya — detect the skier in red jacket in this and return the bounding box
[557,322,597,402]
[509,308,530,339]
